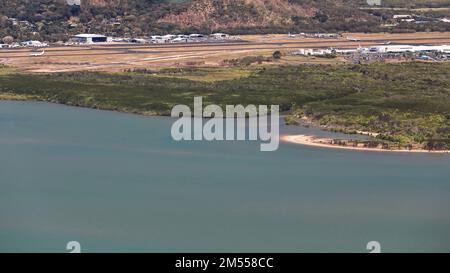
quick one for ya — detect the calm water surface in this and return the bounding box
[1,101,449,252]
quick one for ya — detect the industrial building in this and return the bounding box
[70,34,109,44]
[147,33,231,43]
[296,44,450,56]
[368,45,450,54]
[20,41,48,47]
[211,33,230,39]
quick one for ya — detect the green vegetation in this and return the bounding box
[0,62,449,149]
[1,0,450,42]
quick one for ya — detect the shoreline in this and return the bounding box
[0,97,165,117]
[2,99,449,154]
[281,135,450,154]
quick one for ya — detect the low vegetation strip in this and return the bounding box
[0,62,449,149]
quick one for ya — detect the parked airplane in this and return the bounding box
[346,36,361,42]
[30,50,45,57]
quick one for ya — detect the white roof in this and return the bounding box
[22,40,44,43]
[393,15,412,18]
[370,44,450,52]
[74,34,107,38]
[66,0,81,5]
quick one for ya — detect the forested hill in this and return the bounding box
[1,0,450,42]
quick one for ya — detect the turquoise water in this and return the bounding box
[1,101,449,253]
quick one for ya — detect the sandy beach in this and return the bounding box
[281,135,450,154]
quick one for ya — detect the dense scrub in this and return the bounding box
[0,62,449,148]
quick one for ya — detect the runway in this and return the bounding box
[1,32,449,72]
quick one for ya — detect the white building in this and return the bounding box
[172,37,190,43]
[334,48,358,55]
[21,40,48,47]
[368,45,414,53]
[368,45,450,54]
[366,0,381,6]
[416,45,450,53]
[211,33,229,39]
[150,36,165,43]
[66,0,81,6]
[295,48,333,56]
[393,15,413,20]
[297,44,450,57]
[189,34,204,39]
[130,38,148,44]
[162,34,176,40]
[70,34,109,44]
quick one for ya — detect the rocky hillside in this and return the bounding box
[158,0,318,31]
